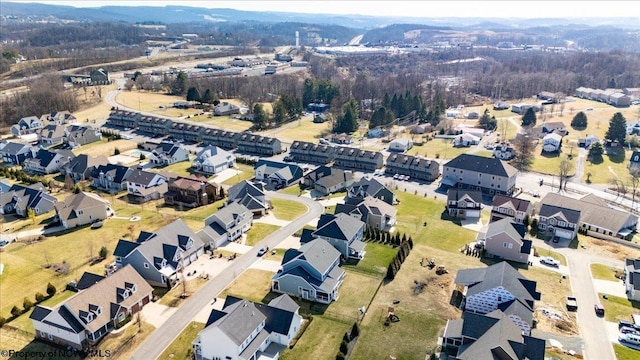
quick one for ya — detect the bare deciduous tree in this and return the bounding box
[558,158,573,191]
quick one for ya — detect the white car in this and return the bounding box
[540,256,559,267]
[121,134,133,140]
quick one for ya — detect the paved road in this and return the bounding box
[129,192,323,360]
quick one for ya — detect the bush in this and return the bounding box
[0,316,6,327]
[342,332,350,343]
[336,352,346,360]
[11,306,21,317]
[114,147,120,155]
[99,246,108,259]
[351,322,360,338]
[140,153,146,160]
[46,283,56,297]
[35,292,46,303]
[340,340,349,354]
[23,297,34,311]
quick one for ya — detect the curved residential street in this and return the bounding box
[130,193,323,360]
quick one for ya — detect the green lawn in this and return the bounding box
[406,138,469,160]
[149,159,194,178]
[529,147,575,176]
[0,196,169,318]
[614,343,640,360]
[158,321,205,360]
[281,317,351,360]
[583,147,631,185]
[245,223,280,246]
[9,290,76,333]
[280,184,304,195]
[590,263,622,281]
[220,269,274,303]
[343,242,398,277]
[598,293,640,323]
[222,164,254,185]
[271,198,308,221]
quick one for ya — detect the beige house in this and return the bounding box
[55,192,112,229]
[481,218,532,264]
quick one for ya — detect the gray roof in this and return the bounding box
[1,142,31,155]
[335,196,397,222]
[68,154,109,176]
[485,218,526,242]
[208,202,250,227]
[195,145,234,166]
[538,203,581,225]
[444,154,518,178]
[306,166,353,189]
[282,239,341,276]
[348,177,391,199]
[491,195,531,212]
[126,169,164,186]
[268,294,300,313]
[447,189,483,203]
[208,298,266,346]
[255,160,303,182]
[31,149,59,168]
[314,213,365,242]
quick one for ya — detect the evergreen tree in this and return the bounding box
[46,283,56,296]
[571,111,588,129]
[605,112,627,145]
[479,109,497,130]
[201,89,214,104]
[521,107,537,126]
[186,87,201,103]
[386,263,396,280]
[588,142,604,162]
[272,101,287,125]
[302,78,315,106]
[252,104,267,130]
[171,71,187,95]
[334,98,359,133]
[407,237,414,249]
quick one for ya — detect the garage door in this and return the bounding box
[190,252,198,263]
[555,228,573,239]
[465,210,481,218]
[196,247,204,257]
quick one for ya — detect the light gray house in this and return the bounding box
[55,192,112,229]
[62,154,109,182]
[198,202,253,248]
[23,149,73,175]
[347,177,395,205]
[254,160,303,189]
[0,183,57,217]
[148,142,189,167]
[302,166,354,196]
[334,146,384,171]
[537,204,580,241]
[624,259,640,301]
[227,180,269,216]
[480,218,532,264]
[1,142,33,166]
[237,134,282,156]
[542,133,562,153]
[40,110,77,125]
[447,189,482,219]
[213,101,240,116]
[113,219,205,287]
[334,196,397,231]
[442,154,518,196]
[289,141,335,164]
[272,239,345,304]
[38,124,67,147]
[66,125,102,148]
[192,294,302,360]
[388,138,413,152]
[192,145,235,175]
[11,116,44,137]
[91,164,132,193]
[125,169,168,203]
[309,213,366,260]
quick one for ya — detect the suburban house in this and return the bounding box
[66,125,102,148]
[578,135,600,149]
[289,141,335,164]
[1,142,33,165]
[213,101,240,116]
[328,133,353,145]
[125,169,168,203]
[91,164,132,193]
[454,262,541,335]
[542,133,562,153]
[630,151,640,171]
[624,259,640,301]
[55,192,111,229]
[334,146,384,171]
[38,124,67,147]
[539,192,637,240]
[113,219,205,287]
[388,138,413,152]
[11,116,44,137]
[447,189,483,219]
[347,177,395,205]
[40,110,77,125]
[385,153,440,181]
[442,310,546,360]
[492,143,516,160]
[227,180,269,216]
[308,213,366,260]
[480,218,532,264]
[0,183,57,217]
[272,239,345,304]
[90,68,110,84]
[254,160,303,189]
[192,145,235,175]
[302,166,354,196]
[335,196,397,230]
[541,121,566,134]
[537,204,581,241]
[454,133,480,147]
[148,142,190,166]
[442,154,518,196]
[23,148,73,175]
[62,154,109,182]
[192,294,302,360]
[29,265,153,351]
[164,176,219,209]
[490,195,532,224]
[237,134,282,156]
[610,93,631,107]
[198,202,253,248]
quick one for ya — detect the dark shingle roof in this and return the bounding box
[126,169,163,186]
[76,272,106,290]
[538,203,581,224]
[447,189,483,203]
[444,154,517,177]
[491,195,531,212]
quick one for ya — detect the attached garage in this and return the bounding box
[553,228,574,240]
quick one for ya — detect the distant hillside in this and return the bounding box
[361,24,453,44]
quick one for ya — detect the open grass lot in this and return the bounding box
[158,278,208,307]
[9,290,76,333]
[323,271,380,322]
[270,198,308,221]
[220,269,274,303]
[343,242,398,277]
[72,138,137,157]
[268,116,330,143]
[245,223,280,246]
[281,317,351,360]
[535,248,567,266]
[582,147,632,185]
[598,293,640,323]
[2,209,61,234]
[590,263,622,281]
[614,343,640,360]
[157,198,224,231]
[221,164,254,185]
[158,321,205,360]
[0,196,170,318]
[529,146,575,175]
[406,138,469,160]
[116,90,201,118]
[518,267,574,332]
[198,115,253,132]
[149,159,195,178]
[279,184,305,196]
[97,321,155,360]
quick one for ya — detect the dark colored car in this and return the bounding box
[594,303,605,316]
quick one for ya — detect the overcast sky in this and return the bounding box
[8,0,640,18]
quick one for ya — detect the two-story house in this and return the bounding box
[542,133,562,153]
[30,265,153,350]
[254,160,303,189]
[193,294,302,360]
[302,166,354,196]
[198,202,253,248]
[91,164,132,193]
[40,110,77,125]
[38,124,67,147]
[55,192,112,229]
[447,189,483,219]
[537,203,581,241]
[106,109,141,129]
[630,151,640,171]
[347,177,395,205]
[148,142,190,167]
[227,180,268,216]
[113,219,205,287]
[480,218,532,264]
[309,213,366,260]
[492,142,516,160]
[11,116,44,137]
[335,196,397,231]
[289,141,335,164]
[23,149,73,175]
[0,183,57,217]
[272,239,345,304]
[237,134,282,156]
[66,125,102,148]
[1,142,33,166]
[62,154,109,182]
[624,259,640,301]
[201,129,239,150]
[164,176,219,209]
[192,145,235,175]
[125,169,168,203]
[442,154,518,196]
[490,195,532,224]
[385,153,440,181]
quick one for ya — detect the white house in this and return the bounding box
[198,202,253,248]
[388,138,413,152]
[192,145,235,175]
[454,133,480,147]
[542,133,562,153]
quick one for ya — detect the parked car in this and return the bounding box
[0,239,9,247]
[566,296,578,311]
[619,320,640,330]
[540,256,560,267]
[620,327,640,335]
[257,247,268,257]
[594,303,605,316]
[393,173,400,180]
[619,333,640,345]
[404,176,410,181]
